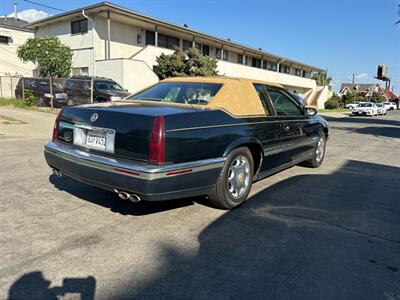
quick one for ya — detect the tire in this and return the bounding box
[208,147,254,210]
[301,133,327,168]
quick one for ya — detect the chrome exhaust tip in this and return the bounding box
[128,194,141,203]
[52,168,62,177]
[114,189,141,202]
[118,191,130,201]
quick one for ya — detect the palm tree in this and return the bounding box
[312,71,332,88]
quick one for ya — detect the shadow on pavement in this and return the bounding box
[8,271,96,300]
[329,125,400,139]
[113,160,400,299]
[322,113,400,127]
[49,175,200,216]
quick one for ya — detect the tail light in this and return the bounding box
[149,116,165,163]
[52,107,65,141]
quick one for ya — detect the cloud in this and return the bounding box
[7,9,50,22]
[347,73,369,81]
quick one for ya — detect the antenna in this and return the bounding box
[14,1,18,19]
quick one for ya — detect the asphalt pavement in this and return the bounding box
[1,107,399,300]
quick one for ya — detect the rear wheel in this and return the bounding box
[209,147,254,210]
[302,133,327,168]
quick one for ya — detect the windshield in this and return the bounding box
[128,82,223,105]
[95,81,124,91]
[358,103,372,107]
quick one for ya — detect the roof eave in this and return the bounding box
[26,1,324,71]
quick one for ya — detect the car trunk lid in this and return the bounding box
[56,102,199,162]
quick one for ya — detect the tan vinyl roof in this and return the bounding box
[162,76,277,117]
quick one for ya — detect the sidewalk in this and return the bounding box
[0,107,55,140]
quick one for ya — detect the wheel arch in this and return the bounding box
[223,137,263,177]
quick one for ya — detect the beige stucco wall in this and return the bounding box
[96,58,158,94]
[0,26,35,76]
[35,18,95,75]
[95,16,143,60]
[217,60,317,89]
[133,46,174,69]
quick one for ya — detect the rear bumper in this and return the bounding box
[44,141,225,201]
[351,111,373,116]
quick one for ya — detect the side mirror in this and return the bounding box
[305,107,317,116]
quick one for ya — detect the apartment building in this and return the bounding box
[27,2,328,107]
[0,17,34,77]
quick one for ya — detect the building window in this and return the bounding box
[71,19,88,34]
[158,33,179,49]
[183,40,192,51]
[202,45,209,56]
[238,54,248,64]
[237,54,244,64]
[0,35,10,44]
[252,58,262,68]
[216,49,228,60]
[146,30,155,45]
[294,68,302,76]
[280,65,291,74]
[223,50,228,61]
[267,61,277,71]
[195,42,202,52]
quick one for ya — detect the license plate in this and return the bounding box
[86,131,107,150]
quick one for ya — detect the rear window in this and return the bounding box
[128,82,222,105]
[95,80,123,91]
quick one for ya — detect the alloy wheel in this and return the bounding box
[227,155,250,198]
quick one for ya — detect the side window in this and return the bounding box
[253,84,272,115]
[267,89,303,116]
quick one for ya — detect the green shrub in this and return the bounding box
[370,92,385,103]
[324,98,340,109]
[23,89,38,106]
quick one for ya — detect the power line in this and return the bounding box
[22,0,66,12]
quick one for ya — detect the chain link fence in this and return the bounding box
[0,75,94,108]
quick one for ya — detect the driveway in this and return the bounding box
[1,108,399,299]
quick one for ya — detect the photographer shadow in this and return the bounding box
[8,271,96,300]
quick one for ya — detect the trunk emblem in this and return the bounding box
[64,132,72,142]
[90,113,98,122]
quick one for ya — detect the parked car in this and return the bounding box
[44,77,329,209]
[375,103,387,115]
[351,102,378,116]
[62,76,131,106]
[344,103,359,109]
[15,77,66,107]
[383,102,397,111]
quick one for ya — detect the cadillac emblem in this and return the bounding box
[64,131,72,142]
[90,113,98,122]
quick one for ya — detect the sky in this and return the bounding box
[1,0,399,93]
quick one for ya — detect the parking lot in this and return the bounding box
[1,107,399,299]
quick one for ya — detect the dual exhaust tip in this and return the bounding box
[114,189,141,203]
[52,168,62,177]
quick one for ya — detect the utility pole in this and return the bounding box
[352,74,355,84]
